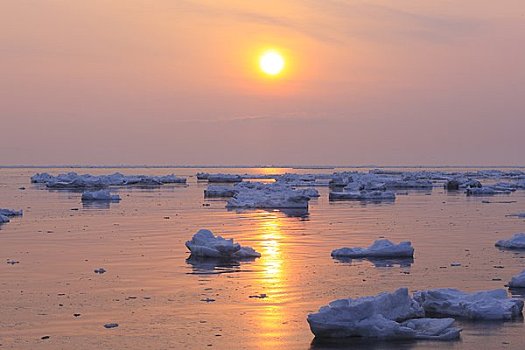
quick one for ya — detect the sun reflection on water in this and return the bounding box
[251,211,290,348]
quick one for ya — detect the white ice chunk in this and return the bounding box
[226,182,310,209]
[509,270,525,288]
[32,172,185,188]
[495,233,525,249]
[81,190,121,201]
[0,215,9,223]
[332,239,414,258]
[185,229,261,259]
[414,288,523,320]
[308,288,460,340]
[507,213,525,218]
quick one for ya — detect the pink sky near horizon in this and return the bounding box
[1,0,524,166]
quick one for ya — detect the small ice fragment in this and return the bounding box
[185,229,261,259]
[94,268,106,274]
[104,323,119,329]
[508,270,525,288]
[495,233,525,249]
[450,262,461,267]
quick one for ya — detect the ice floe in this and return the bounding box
[81,190,121,201]
[226,182,311,209]
[0,208,23,224]
[307,288,460,340]
[413,288,523,320]
[495,233,525,249]
[331,240,414,258]
[31,172,186,188]
[185,229,261,259]
[508,270,525,288]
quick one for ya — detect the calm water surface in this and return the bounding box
[0,167,525,349]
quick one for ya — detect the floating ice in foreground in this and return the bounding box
[185,229,261,259]
[413,288,523,320]
[331,239,414,258]
[508,270,525,288]
[307,288,460,340]
[329,190,396,202]
[495,233,525,249]
[507,212,525,218]
[81,190,121,201]
[0,209,23,224]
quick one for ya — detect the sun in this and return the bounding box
[259,50,285,76]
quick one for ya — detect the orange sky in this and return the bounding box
[1,1,524,165]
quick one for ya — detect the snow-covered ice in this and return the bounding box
[185,229,261,259]
[81,190,121,201]
[31,172,186,188]
[331,239,414,258]
[508,270,525,288]
[226,182,310,209]
[307,288,460,340]
[414,288,523,320]
[495,233,525,249]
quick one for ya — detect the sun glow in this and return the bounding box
[259,50,285,76]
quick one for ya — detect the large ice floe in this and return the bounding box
[0,208,23,224]
[225,182,311,209]
[185,229,261,259]
[413,288,524,320]
[331,239,414,258]
[495,233,525,249]
[81,190,121,201]
[307,288,461,340]
[508,270,525,288]
[31,172,186,188]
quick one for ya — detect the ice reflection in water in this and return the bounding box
[333,256,414,268]
[185,255,256,275]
